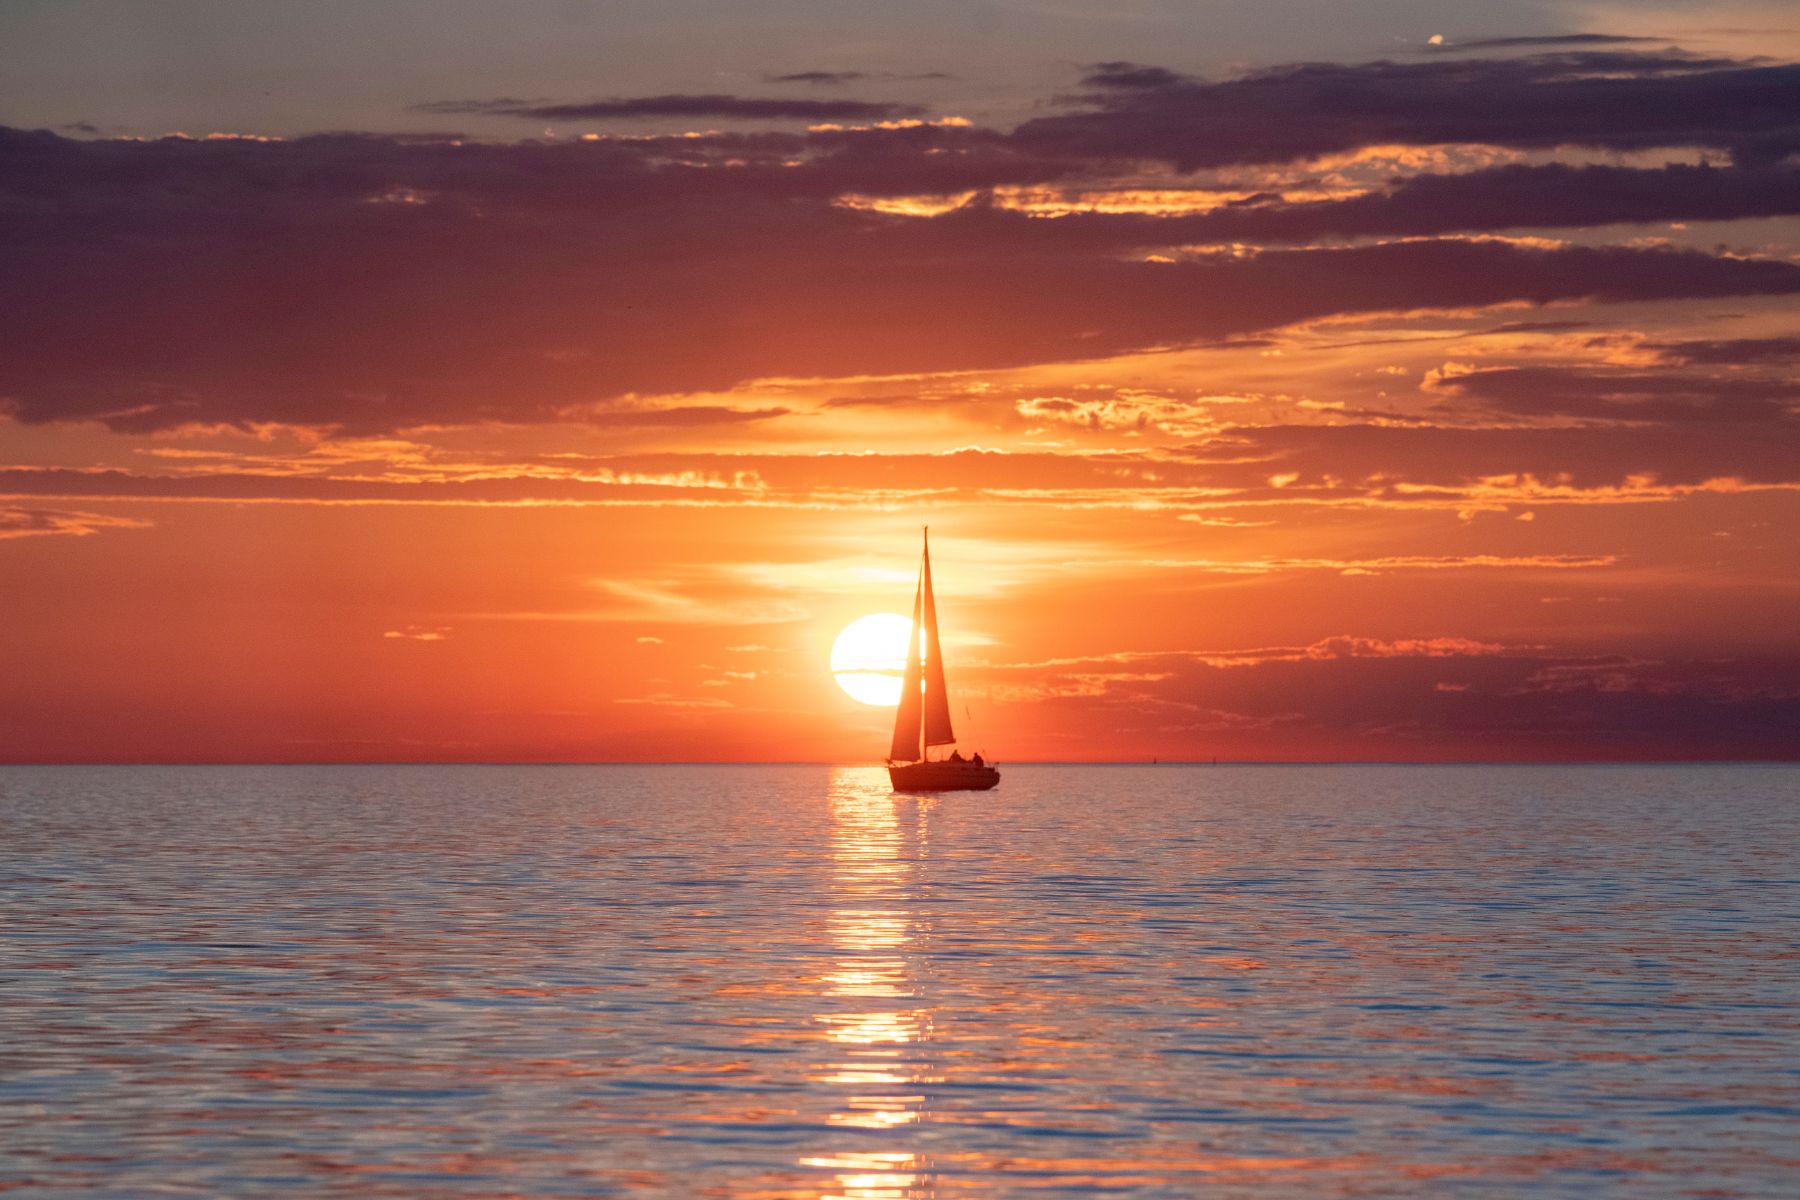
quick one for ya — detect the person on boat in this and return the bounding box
[948,750,964,762]
[971,753,984,767]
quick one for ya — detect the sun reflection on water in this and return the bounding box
[808,769,935,1198]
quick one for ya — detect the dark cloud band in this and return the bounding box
[4,44,1799,435]
[1029,52,1800,168]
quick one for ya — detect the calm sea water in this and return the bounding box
[1,765,1796,1198]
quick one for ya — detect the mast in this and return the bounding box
[888,568,924,763]
[920,528,955,749]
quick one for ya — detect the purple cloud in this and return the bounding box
[1023,53,1800,168]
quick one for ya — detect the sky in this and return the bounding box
[2,1,1798,762]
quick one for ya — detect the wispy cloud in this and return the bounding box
[0,506,150,541]
[1058,554,1619,575]
[1425,34,1664,51]
[382,626,451,641]
[415,94,924,121]
[990,634,1516,672]
[765,71,867,85]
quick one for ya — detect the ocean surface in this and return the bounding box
[1,764,1796,1198]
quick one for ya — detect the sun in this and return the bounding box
[831,613,915,706]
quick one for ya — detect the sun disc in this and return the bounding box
[831,613,914,706]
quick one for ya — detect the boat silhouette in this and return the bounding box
[887,529,1000,792]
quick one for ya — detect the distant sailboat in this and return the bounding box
[888,529,1000,792]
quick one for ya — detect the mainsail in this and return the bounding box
[888,573,924,762]
[888,528,956,763]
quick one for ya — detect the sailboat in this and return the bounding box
[888,529,1000,792]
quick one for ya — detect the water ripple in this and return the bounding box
[1,763,1797,1197]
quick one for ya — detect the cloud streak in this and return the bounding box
[1426,365,1798,424]
[417,94,925,121]
[977,163,1800,246]
[0,506,150,540]
[1428,34,1664,51]
[765,71,866,85]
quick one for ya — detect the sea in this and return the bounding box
[1,764,1796,1198]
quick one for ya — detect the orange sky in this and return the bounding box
[3,32,1798,761]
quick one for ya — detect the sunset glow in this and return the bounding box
[1,6,1796,763]
[5,7,1799,1199]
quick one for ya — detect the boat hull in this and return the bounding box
[888,761,1000,792]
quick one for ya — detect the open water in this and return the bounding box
[1,764,1796,1198]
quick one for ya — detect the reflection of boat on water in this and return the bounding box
[887,530,999,793]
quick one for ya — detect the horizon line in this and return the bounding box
[2,759,1795,768]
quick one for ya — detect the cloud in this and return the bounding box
[764,70,952,85]
[765,71,867,85]
[1000,635,1513,672]
[895,163,1800,251]
[612,693,734,709]
[3,47,1799,436]
[1081,62,1188,90]
[1299,635,1511,658]
[1143,163,1800,243]
[5,412,1797,512]
[1425,365,1798,424]
[1015,390,1224,435]
[1066,553,1617,575]
[416,94,924,121]
[977,642,1800,760]
[1023,52,1800,169]
[577,405,792,428]
[1648,337,1800,365]
[4,127,1795,436]
[0,506,150,540]
[382,626,450,641]
[1178,422,1800,491]
[1427,34,1664,51]
[1488,320,1593,334]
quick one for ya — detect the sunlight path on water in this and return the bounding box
[804,778,929,1197]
